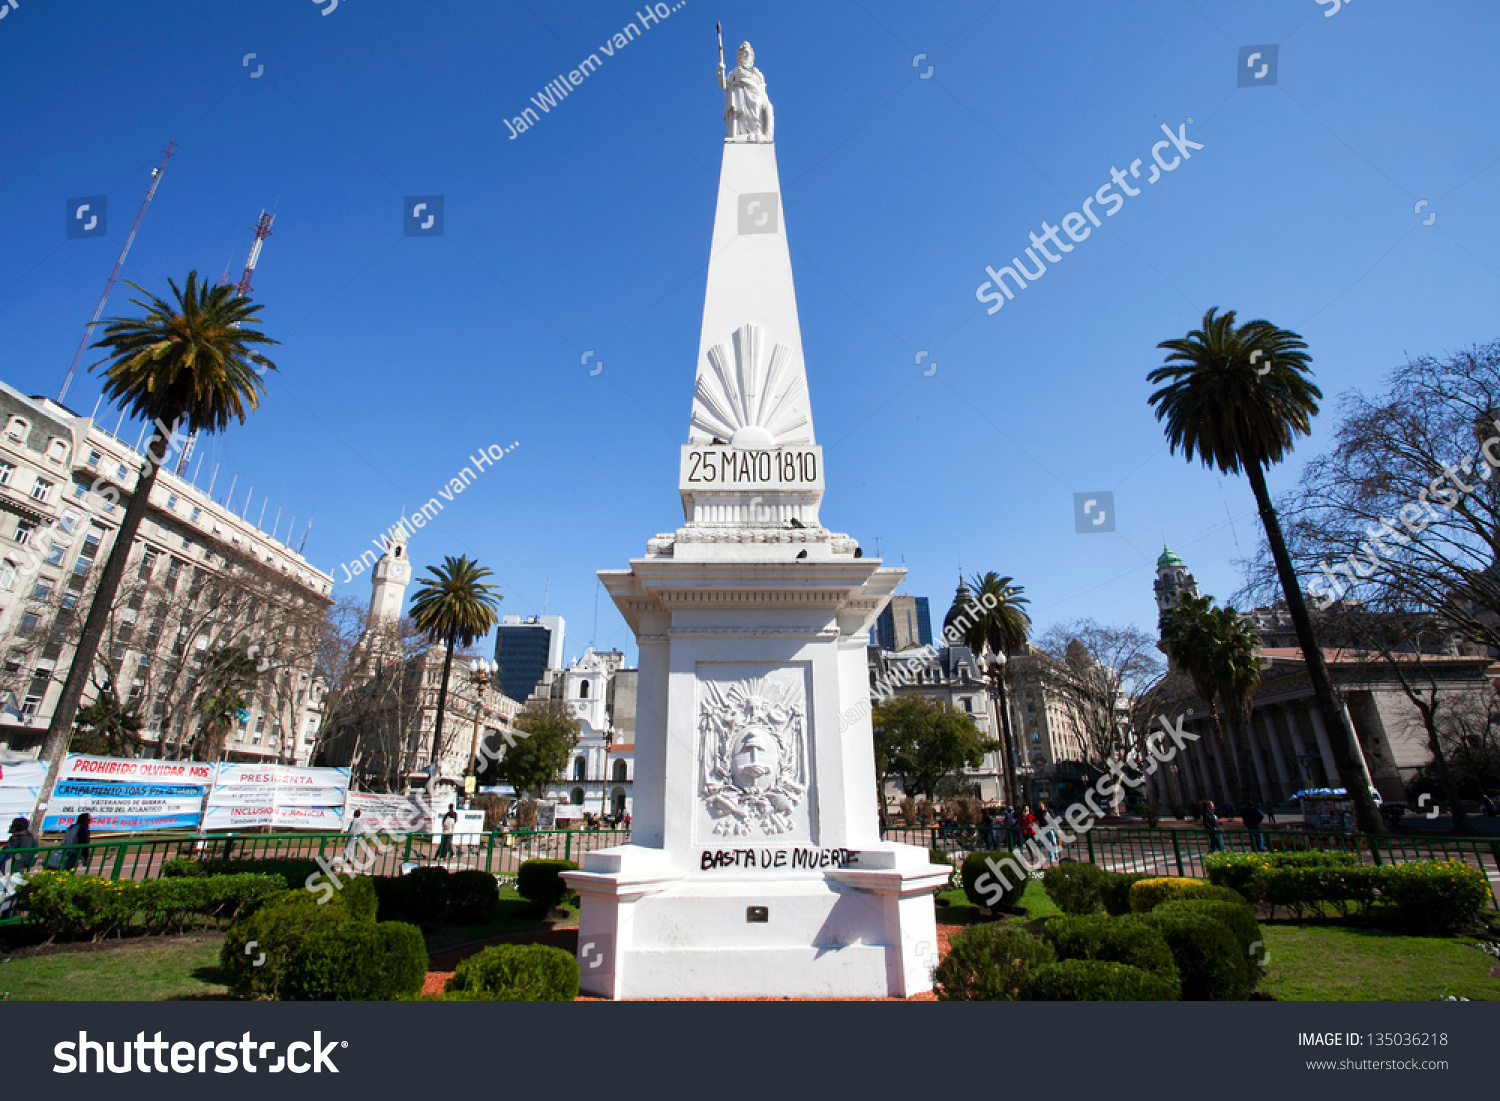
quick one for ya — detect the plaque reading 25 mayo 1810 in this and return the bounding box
[680,445,821,488]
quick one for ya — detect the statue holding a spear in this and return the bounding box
[716,25,774,142]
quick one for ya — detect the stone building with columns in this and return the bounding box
[526,646,636,819]
[1144,549,1499,809]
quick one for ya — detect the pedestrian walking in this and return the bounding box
[1018,805,1037,845]
[343,808,364,869]
[1242,802,1266,852]
[435,805,457,861]
[46,812,91,872]
[1037,801,1060,864]
[1200,800,1223,853]
[1,817,37,875]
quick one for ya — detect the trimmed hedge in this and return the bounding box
[1380,860,1491,935]
[1256,866,1383,921]
[1020,959,1178,1001]
[446,871,501,923]
[933,925,1055,1001]
[1100,871,1152,916]
[162,857,323,890]
[18,870,283,942]
[1041,863,1110,916]
[446,943,579,1001]
[1128,877,1246,913]
[1155,899,1263,983]
[1041,914,1180,991]
[1127,910,1249,1000]
[516,860,578,917]
[960,851,1031,911]
[1203,851,1357,901]
[282,920,427,1001]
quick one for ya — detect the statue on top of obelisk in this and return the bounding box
[717,31,774,143]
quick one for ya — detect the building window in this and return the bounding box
[573,757,586,780]
[21,693,42,715]
[87,450,101,468]
[612,759,627,782]
[165,493,178,510]
[74,534,100,576]
[0,560,15,590]
[4,418,25,441]
[14,521,34,546]
[570,788,585,806]
[44,543,65,566]
[116,464,127,480]
[4,651,23,674]
[962,697,973,713]
[30,479,52,502]
[190,507,201,522]
[139,547,158,577]
[59,509,80,533]
[30,580,52,601]
[72,483,87,500]
[0,463,12,486]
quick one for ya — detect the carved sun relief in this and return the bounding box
[691,323,811,449]
[699,674,808,836]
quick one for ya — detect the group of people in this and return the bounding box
[1198,800,1272,851]
[582,811,629,831]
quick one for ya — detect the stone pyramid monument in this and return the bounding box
[564,38,948,1000]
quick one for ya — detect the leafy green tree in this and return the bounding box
[36,272,277,822]
[1161,594,1243,805]
[490,703,580,798]
[946,572,1030,804]
[1149,308,1382,833]
[408,556,502,778]
[873,695,998,801]
[193,645,260,761]
[72,690,144,757]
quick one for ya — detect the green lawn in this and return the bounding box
[2,935,228,1001]
[1259,924,1500,1001]
[934,877,1059,926]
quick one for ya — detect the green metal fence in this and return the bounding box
[882,825,1500,909]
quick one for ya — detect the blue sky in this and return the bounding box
[2,0,1496,668]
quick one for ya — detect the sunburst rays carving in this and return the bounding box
[690,323,813,446]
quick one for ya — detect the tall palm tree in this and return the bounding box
[33,273,277,827]
[947,572,1031,806]
[1149,307,1383,832]
[1161,593,1239,804]
[408,556,502,784]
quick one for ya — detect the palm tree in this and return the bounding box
[946,572,1031,806]
[408,556,502,785]
[33,273,277,827]
[1161,593,1239,804]
[1216,606,1266,808]
[1149,307,1383,832]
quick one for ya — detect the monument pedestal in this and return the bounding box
[561,43,948,999]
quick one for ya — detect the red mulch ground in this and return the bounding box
[422,923,964,1001]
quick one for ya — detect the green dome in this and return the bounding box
[1157,545,1184,570]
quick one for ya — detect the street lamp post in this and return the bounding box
[598,729,615,825]
[464,657,496,804]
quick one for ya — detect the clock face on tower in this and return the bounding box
[390,562,408,581]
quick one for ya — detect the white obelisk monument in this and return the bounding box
[564,39,948,1000]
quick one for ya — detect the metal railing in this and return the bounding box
[882,824,1500,909]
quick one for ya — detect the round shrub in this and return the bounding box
[1128,877,1245,912]
[1042,863,1109,915]
[221,887,366,999]
[1379,860,1491,935]
[933,925,1054,1001]
[446,943,579,1001]
[374,867,449,925]
[516,860,579,917]
[282,920,427,1000]
[960,851,1030,911]
[446,871,500,923]
[1100,872,1152,916]
[1127,910,1249,1000]
[1019,959,1178,1001]
[1041,914,1180,991]
[1156,899,1262,982]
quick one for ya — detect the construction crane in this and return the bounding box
[57,143,175,405]
[178,210,276,475]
